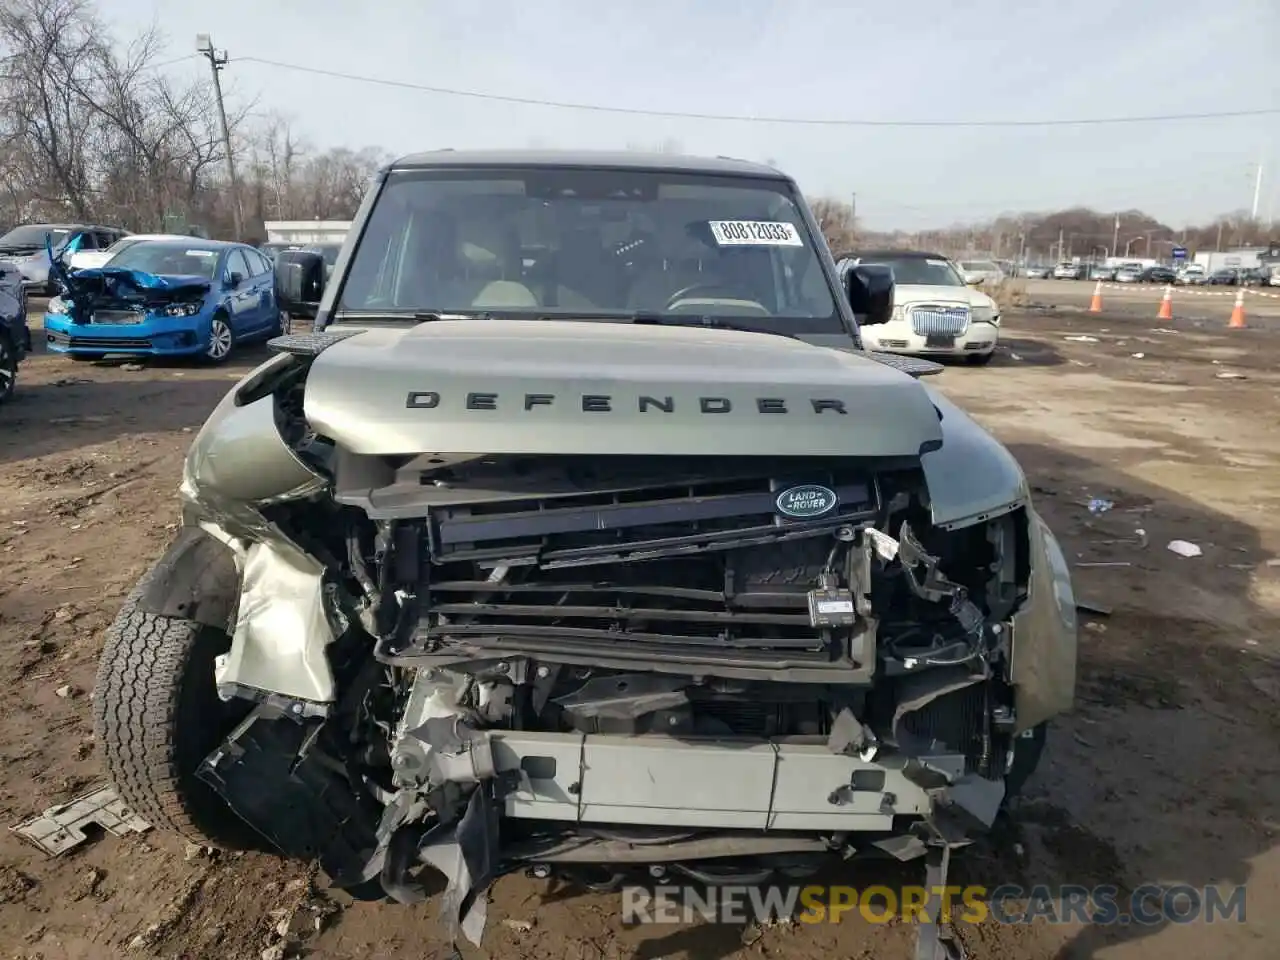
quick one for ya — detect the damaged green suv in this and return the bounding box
[92,150,1077,960]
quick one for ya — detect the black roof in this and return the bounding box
[839,249,952,261]
[389,149,788,179]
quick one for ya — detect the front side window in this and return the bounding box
[336,167,841,334]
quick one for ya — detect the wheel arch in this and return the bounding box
[136,526,241,632]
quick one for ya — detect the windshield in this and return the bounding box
[850,255,963,287]
[337,167,839,330]
[1,225,71,248]
[104,237,144,255]
[104,242,221,279]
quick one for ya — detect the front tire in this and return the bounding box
[92,588,249,847]
[966,350,996,366]
[204,313,234,364]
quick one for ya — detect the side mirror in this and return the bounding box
[965,276,984,286]
[275,249,326,314]
[226,271,245,289]
[845,263,894,326]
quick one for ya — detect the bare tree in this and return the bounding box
[808,197,857,254]
[0,0,103,218]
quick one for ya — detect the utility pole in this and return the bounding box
[1111,214,1120,263]
[197,34,243,240]
[1250,162,1264,221]
[1057,227,1064,261]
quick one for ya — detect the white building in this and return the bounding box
[1192,248,1266,272]
[264,220,352,244]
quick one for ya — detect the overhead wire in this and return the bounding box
[234,55,1280,129]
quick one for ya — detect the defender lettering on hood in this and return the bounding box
[405,390,849,415]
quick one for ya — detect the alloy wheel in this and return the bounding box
[206,316,233,362]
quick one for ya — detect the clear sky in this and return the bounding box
[118,0,1278,231]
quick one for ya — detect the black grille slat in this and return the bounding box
[423,623,828,651]
[429,602,813,626]
[429,581,810,607]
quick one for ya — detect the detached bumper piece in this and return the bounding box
[11,786,151,856]
[197,708,380,891]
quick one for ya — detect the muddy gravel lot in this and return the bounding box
[2,304,1280,960]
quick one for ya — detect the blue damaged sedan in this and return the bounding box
[43,239,285,363]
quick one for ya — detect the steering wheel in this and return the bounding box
[664,282,766,313]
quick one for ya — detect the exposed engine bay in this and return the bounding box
[180,343,1048,956]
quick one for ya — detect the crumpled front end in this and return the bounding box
[43,250,214,356]
[170,335,1076,957]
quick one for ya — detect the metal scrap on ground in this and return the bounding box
[11,785,151,856]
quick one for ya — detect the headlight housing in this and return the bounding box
[161,301,203,318]
[971,305,996,325]
[47,296,69,315]
[890,305,905,323]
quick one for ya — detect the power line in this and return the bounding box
[236,55,1280,128]
[141,54,200,71]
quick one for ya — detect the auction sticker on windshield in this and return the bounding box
[708,221,803,247]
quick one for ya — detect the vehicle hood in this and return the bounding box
[302,319,946,458]
[891,283,997,310]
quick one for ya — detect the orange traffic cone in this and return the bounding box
[1229,290,1246,329]
[1088,280,1103,313]
[1157,284,1173,321]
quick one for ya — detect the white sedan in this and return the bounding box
[838,251,1000,365]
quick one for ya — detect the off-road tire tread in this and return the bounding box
[91,582,238,846]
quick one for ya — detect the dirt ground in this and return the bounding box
[2,300,1280,960]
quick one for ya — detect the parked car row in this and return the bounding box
[0,222,357,403]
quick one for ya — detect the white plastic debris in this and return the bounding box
[1064,335,1099,343]
[1167,540,1203,558]
[1215,371,1247,380]
[864,528,900,561]
[1131,352,1145,358]
[1087,498,1114,514]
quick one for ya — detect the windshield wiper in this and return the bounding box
[562,311,803,340]
[412,310,494,323]
[329,309,495,324]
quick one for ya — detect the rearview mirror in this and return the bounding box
[845,263,894,326]
[274,249,326,315]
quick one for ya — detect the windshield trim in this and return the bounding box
[320,165,860,344]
